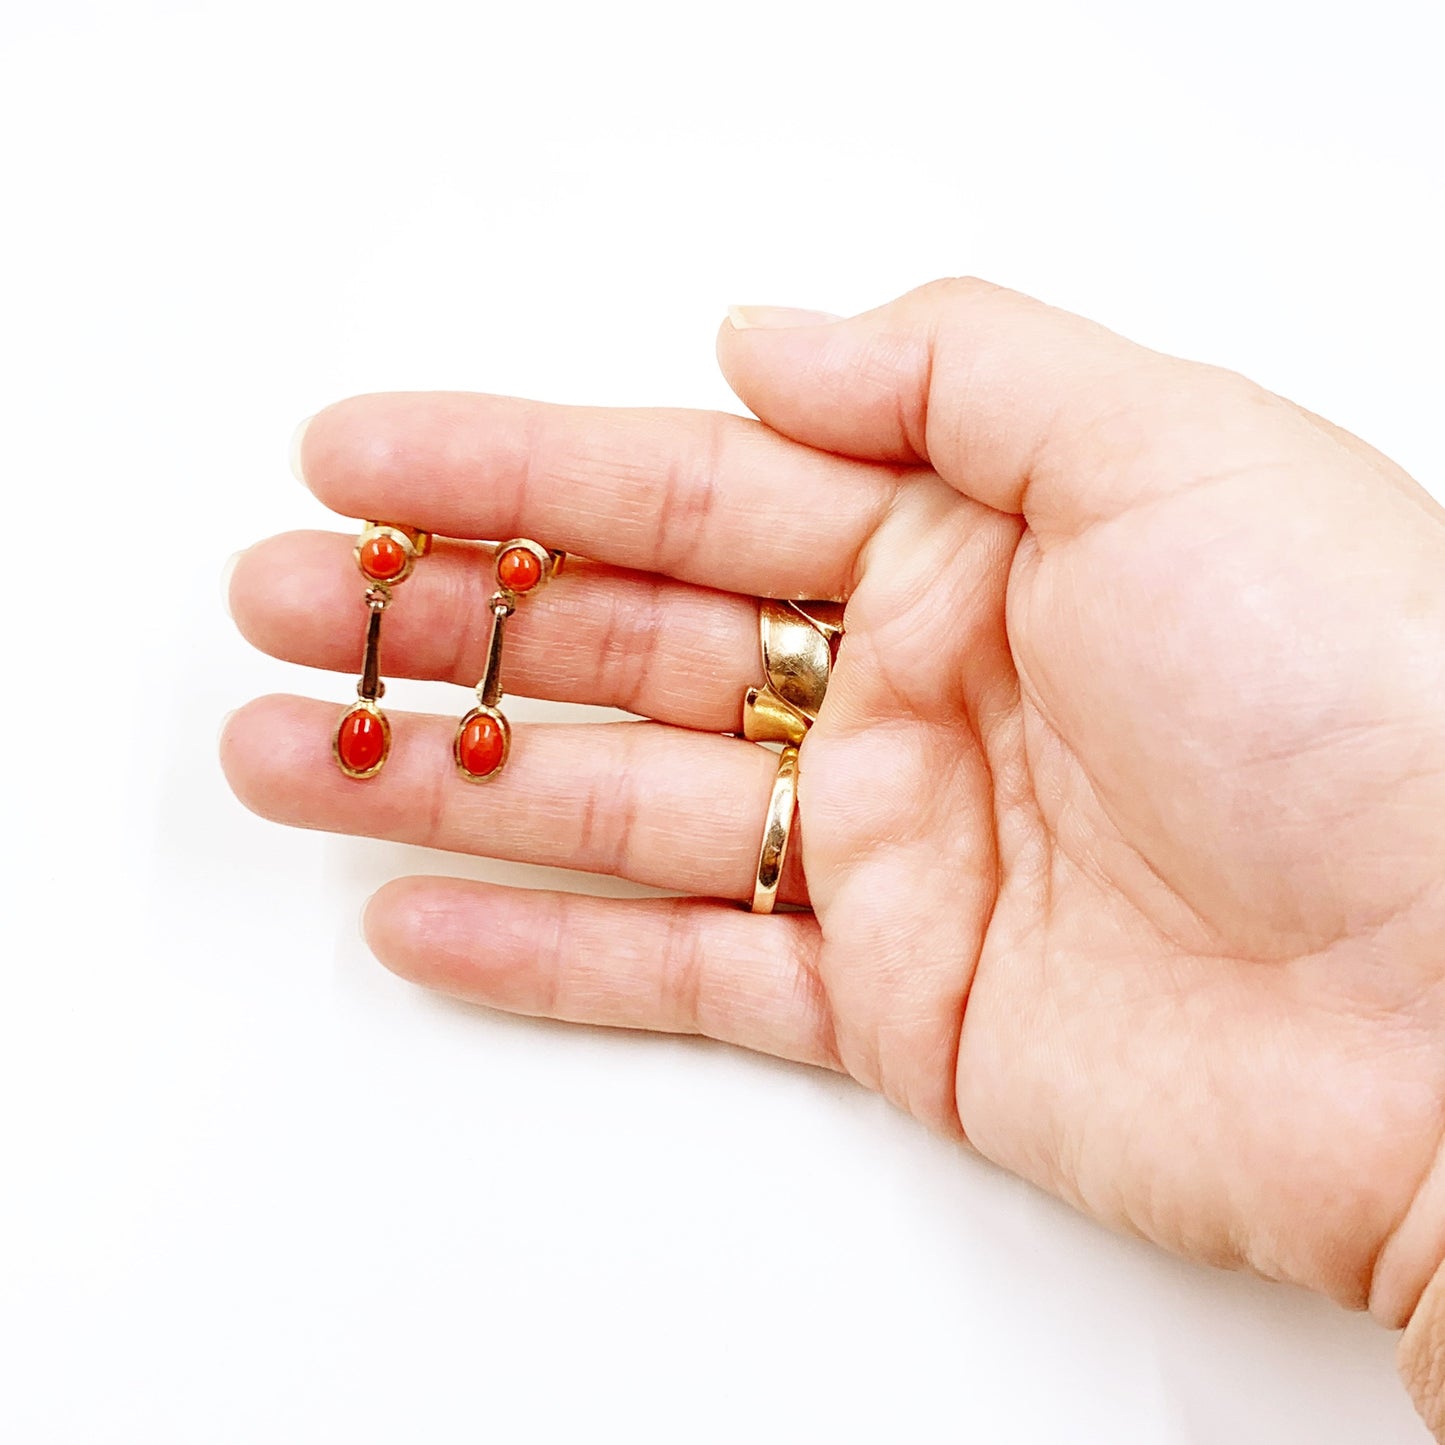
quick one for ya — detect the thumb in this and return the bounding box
[716,278,1252,540]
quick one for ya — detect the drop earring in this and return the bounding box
[454,538,564,781]
[333,522,431,779]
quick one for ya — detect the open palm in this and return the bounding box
[223,280,1445,1341]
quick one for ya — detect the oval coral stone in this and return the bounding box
[457,713,506,778]
[496,546,542,593]
[337,708,387,775]
[359,533,407,582]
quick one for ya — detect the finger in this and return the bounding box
[230,531,760,732]
[294,393,905,598]
[220,695,808,904]
[365,876,839,1070]
[717,280,1286,542]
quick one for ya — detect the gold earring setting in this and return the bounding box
[454,539,564,782]
[333,522,431,779]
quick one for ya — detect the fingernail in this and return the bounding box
[727,305,843,331]
[221,549,244,620]
[289,414,314,483]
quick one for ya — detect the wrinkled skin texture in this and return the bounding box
[222,281,1445,1367]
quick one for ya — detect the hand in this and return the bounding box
[222,280,1445,1348]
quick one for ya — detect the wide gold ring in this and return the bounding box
[742,599,843,746]
[751,744,800,915]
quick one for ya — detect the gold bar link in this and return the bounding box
[358,595,387,701]
[477,591,515,707]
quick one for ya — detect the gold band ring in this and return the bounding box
[751,744,800,915]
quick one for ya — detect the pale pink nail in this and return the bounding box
[726,305,843,331]
[289,415,313,483]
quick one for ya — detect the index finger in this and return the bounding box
[295,392,906,598]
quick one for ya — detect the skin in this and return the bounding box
[221,280,1445,1397]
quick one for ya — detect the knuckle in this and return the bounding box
[594,577,666,716]
[912,274,1004,311]
[573,748,643,880]
[654,414,725,578]
[657,902,707,1031]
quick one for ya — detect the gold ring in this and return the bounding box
[751,744,800,914]
[742,600,843,746]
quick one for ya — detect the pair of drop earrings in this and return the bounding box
[332,521,564,782]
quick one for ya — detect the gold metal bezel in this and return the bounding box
[454,703,512,783]
[333,698,392,780]
[355,522,431,586]
[493,536,564,594]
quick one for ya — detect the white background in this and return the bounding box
[2,1,1441,1439]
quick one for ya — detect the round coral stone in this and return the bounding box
[358,533,407,582]
[336,708,387,775]
[457,712,506,778]
[496,546,542,593]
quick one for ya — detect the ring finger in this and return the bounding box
[220,694,810,905]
